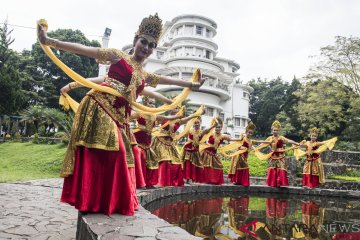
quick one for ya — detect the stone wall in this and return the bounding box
[321,150,360,165]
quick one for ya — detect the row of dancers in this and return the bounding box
[127,98,337,190]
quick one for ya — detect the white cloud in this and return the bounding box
[1,0,360,82]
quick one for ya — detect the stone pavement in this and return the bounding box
[0,178,77,240]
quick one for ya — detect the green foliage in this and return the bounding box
[307,36,360,95]
[248,77,301,139]
[30,29,100,108]
[0,142,66,182]
[32,133,39,144]
[222,153,267,176]
[0,21,27,114]
[248,197,266,211]
[333,141,359,151]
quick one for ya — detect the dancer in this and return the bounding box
[254,120,299,187]
[181,117,216,183]
[151,107,203,187]
[199,118,240,185]
[37,13,205,215]
[228,121,270,186]
[295,127,337,188]
[131,97,184,188]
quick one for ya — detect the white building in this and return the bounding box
[123,14,253,137]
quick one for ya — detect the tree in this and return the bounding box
[30,29,100,108]
[0,21,27,114]
[248,77,295,137]
[294,78,355,138]
[307,36,360,95]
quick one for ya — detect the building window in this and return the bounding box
[206,28,211,37]
[205,107,214,117]
[234,117,241,127]
[205,50,211,59]
[185,47,193,56]
[241,119,247,127]
[196,26,203,35]
[181,72,193,80]
[176,26,183,35]
[185,25,193,35]
[156,51,164,59]
[235,134,240,138]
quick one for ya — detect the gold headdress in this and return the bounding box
[135,13,162,44]
[245,121,256,131]
[271,120,281,129]
[215,117,223,127]
[310,127,319,136]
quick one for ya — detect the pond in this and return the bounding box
[147,193,360,239]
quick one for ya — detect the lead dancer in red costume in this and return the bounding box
[37,13,205,215]
[181,117,216,183]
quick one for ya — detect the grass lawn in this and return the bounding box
[329,175,360,181]
[222,153,267,176]
[0,142,66,182]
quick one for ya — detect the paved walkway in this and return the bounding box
[0,179,77,240]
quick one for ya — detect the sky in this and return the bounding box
[1,0,360,82]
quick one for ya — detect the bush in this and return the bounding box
[334,141,359,151]
[32,133,39,144]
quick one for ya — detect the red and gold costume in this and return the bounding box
[60,48,161,215]
[181,128,204,182]
[200,133,226,185]
[227,197,249,238]
[265,135,292,187]
[133,114,159,188]
[228,134,254,186]
[301,201,324,239]
[266,198,288,238]
[302,141,325,188]
[151,119,184,186]
[294,128,337,188]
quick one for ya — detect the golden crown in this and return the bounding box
[215,117,223,127]
[135,13,162,44]
[271,120,281,129]
[246,121,256,131]
[310,127,319,135]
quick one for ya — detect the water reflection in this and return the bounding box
[150,194,360,239]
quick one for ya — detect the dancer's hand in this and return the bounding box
[60,84,70,95]
[37,24,48,45]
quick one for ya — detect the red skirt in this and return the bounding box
[138,147,158,188]
[61,144,135,215]
[182,160,203,182]
[132,145,146,189]
[228,169,250,186]
[302,174,320,188]
[266,168,289,187]
[158,161,184,187]
[201,167,224,185]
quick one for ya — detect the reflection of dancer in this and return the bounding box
[300,201,324,239]
[194,198,224,239]
[227,197,249,238]
[265,198,289,238]
[38,13,206,215]
[255,120,299,187]
[295,127,337,188]
[181,117,216,183]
